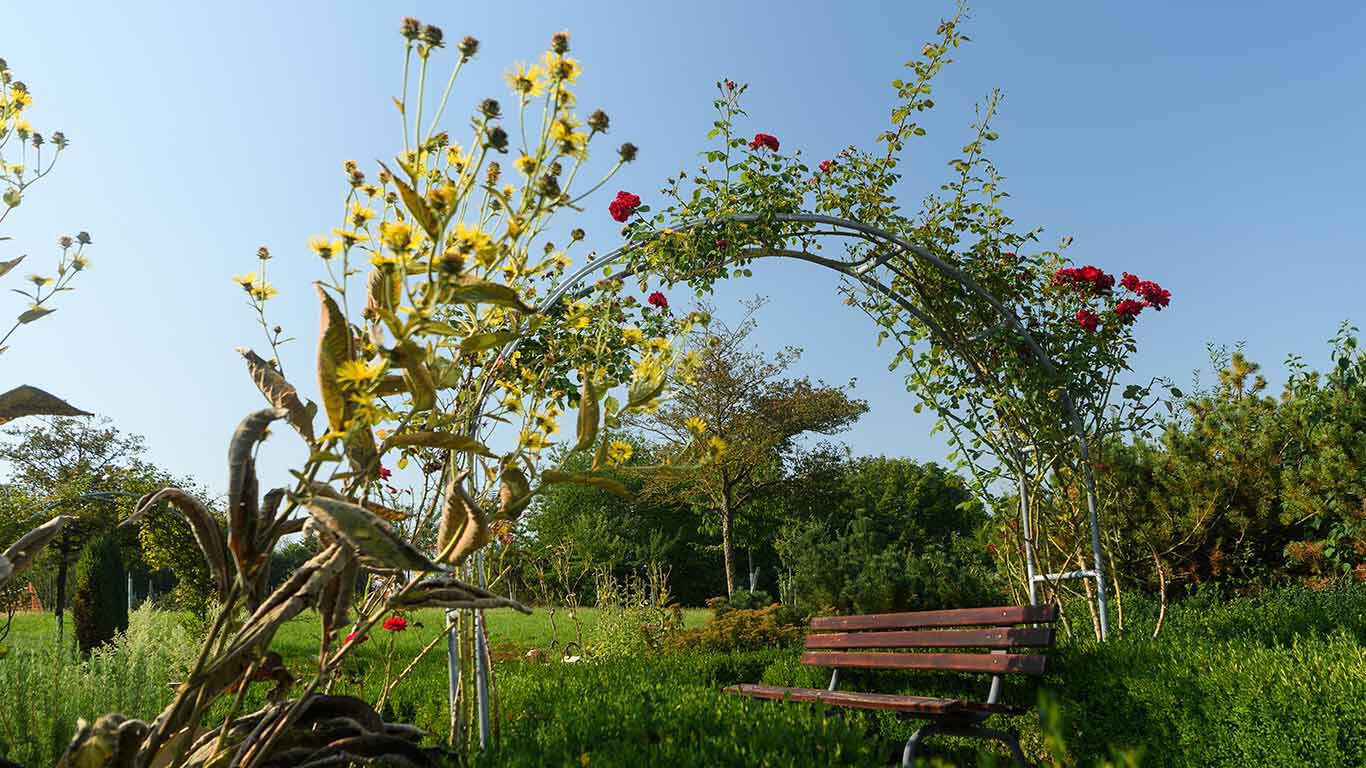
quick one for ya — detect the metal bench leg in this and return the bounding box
[964,725,1030,768]
[901,723,937,768]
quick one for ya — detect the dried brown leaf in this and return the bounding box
[237,348,316,443]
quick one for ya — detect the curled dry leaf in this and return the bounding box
[237,348,317,443]
[123,489,230,600]
[394,341,436,412]
[391,576,531,614]
[228,409,286,601]
[435,470,488,566]
[308,481,408,523]
[497,466,532,520]
[316,284,350,434]
[363,267,401,322]
[0,514,76,586]
[0,384,92,426]
[573,376,599,453]
[301,495,441,572]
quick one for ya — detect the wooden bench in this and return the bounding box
[726,604,1058,767]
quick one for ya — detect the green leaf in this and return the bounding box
[382,430,496,457]
[540,469,631,499]
[446,275,535,313]
[459,330,519,353]
[378,160,442,242]
[17,306,54,324]
[0,255,25,279]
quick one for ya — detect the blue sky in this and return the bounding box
[4,1,1364,497]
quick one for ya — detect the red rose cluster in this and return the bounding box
[608,190,641,223]
[1052,265,1115,294]
[1055,264,1172,330]
[647,291,669,309]
[1075,309,1100,333]
[819,159,835,174]
[749,132,780,151]
[1119,272,1171,310]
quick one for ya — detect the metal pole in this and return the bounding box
[473,550,491,749]
[444,608,459,744]
[1018,471,1038,605]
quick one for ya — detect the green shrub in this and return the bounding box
[667,602,805,653]
[726,589,774,611]
[70,532,128,655]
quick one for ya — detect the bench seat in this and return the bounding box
[725,684,1028,717]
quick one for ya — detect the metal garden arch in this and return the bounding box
[452,210,1112,747]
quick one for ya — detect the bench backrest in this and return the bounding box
[802,604,1058,676]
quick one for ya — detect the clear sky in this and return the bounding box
[4,1,1364,498]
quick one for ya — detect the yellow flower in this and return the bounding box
[309,234,342,260]
[428,181,457,212]
[14,119,31,135]
[550,116,588,157]
[645,337,671,352]
[250,281,279,301]
[540,52,581,84]
[504,62,547,97]
[336,359,384,388]
[332,228,368,247]
[379,221,415,253]
[535,411,560,436]
[622,326,644,344]
[606,440,634,466]
[520,429,550,451]
[515,154,537,176]
[361,183,380,197]
[232,272,257,288]
[10,90,31,108]
[446,144,470,171]
[350,202,377,226]
[685,416,707,436]
[451,223,499,269]
[706,436,729,461]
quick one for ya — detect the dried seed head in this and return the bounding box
[76,231,92,245]
[257,246,270,260]
[57,235,73,248]
[618,142,638,163]
[550,30,570,54]
[479,98,501,119]
[587,109,609,133]
[458,36,480,59]
[485,125,509,152]
[570,228,585,241]
[421,24,444,47]
[400,17,422,40]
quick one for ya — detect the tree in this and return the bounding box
[774,455,997,614]
[630,299,867,596]
[70,531,127,654]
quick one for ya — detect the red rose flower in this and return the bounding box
[1114,299,1145,321]
[344,630,368,645]
[715,239,729,250]
[608,190,641,223]
[725,79,736,90]
[647,291,668,310]
[377,466,392,480]
[1136,280,1171,310]
[383,615,408,633]
[1075,309,1100,333]
[1119,272,1141,292]
[819,159,835,174]
[1052,265,1114,293]
[986,543,998,556]
[748,133,780,152]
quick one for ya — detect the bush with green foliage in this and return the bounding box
[70,532,127,654]
[667,599,805,653]
[776,456,1000,614]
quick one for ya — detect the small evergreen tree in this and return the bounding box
[71,532,127,654]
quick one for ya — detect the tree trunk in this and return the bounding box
[1152,550,1168,640]
[54,529,70,649]
[720,496,736,598]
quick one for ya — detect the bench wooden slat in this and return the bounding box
[808,604,1058,632]
[805,626,1055,650]
[801,650,1047,675]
